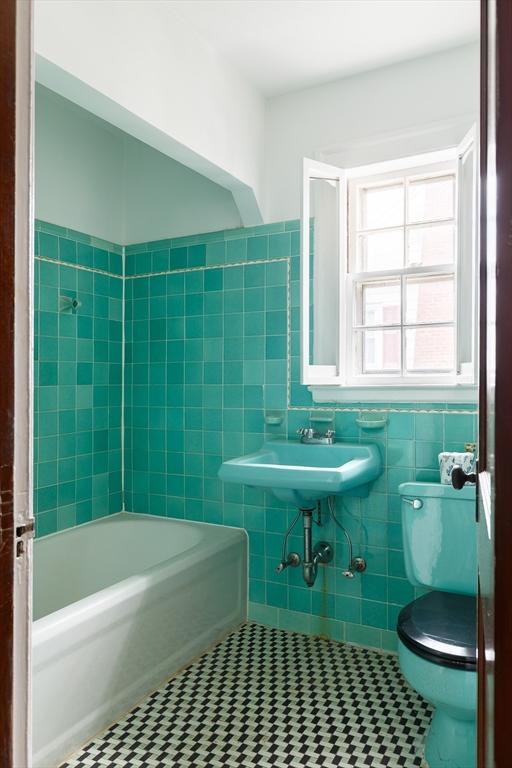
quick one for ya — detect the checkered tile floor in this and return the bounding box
[61,622,432,768]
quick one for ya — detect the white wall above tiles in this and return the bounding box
[34,0,265,226]
[263,43,479,222]
[34,1,479,230]
[35,86,242,244]
[123,133,242,244]
[35,86,125,243]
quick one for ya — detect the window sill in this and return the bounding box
[309,384,478,404]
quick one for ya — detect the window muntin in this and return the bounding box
[348,162,457,380]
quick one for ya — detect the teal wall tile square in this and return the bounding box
[226,238,247,264]
[443,412,476,444]
[206,241,226,265]
[59,237,77,264]
[335,595,361,624]
[188,244,206,268]
[269,232,291,258]
[247,236,268,261]
[386,412,414,439]
[414,412,443,441]
[39,232,58,260]
[415,441,443,470]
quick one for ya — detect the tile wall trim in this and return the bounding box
[124,256,289,279]
[35,254,123,280]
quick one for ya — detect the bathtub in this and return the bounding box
[32,512,247,768]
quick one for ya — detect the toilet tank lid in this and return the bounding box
[398,481,476,500]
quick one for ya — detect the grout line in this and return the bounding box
[121,245,126,512]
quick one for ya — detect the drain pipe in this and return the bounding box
[302,508,317,587]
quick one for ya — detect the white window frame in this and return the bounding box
[300,131,478,403]
[346,158,458,386]
[300,158,345,385]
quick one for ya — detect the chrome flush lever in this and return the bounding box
[403,498,423,510]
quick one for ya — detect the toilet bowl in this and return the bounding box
[397,482,477,768]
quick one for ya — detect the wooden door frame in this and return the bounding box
[0,0,18,764]
[479,0,512,765]
[492,0,512,763]
[0,1,33,765]
[477,0,488,763]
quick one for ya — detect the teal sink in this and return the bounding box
[218,439,382,507]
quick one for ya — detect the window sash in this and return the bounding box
[349,270,457,377]
[348,160,457,273]
[347,160,458,383]
[300,157,346,385]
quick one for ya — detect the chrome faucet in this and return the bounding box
[297,427,335,445]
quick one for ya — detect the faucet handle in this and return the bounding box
[325,429,335,438]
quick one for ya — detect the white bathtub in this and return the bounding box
[32,512,247,768]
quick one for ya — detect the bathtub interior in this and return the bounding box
[33,513,207,621]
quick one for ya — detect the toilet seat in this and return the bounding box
[397,592,476,671]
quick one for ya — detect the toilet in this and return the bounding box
[397,482,477,768]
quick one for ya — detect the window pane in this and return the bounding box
[405,326,455,372]
[309,177,339,367]
[407,224,455,267]
[361,329,401,373]
[408,175,455,223]
[361,280,401,326]
[405,275,455,325]
[358,229,404,271]
[361,183,404,229]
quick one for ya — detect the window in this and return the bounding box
[300,132,477,402]
[348,161,457,380]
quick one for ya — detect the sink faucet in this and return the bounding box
[297,427,335,445]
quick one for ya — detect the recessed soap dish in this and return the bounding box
[264,411,284,426]
[356,416,388,431]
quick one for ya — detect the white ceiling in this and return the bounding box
[172,0,479,97]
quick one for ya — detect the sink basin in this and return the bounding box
[218,439,382,507]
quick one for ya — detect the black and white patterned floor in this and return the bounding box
[61,622,432,768]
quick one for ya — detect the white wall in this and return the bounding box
[35,85,125,243]
[34,0,265,225]
[35,0,479,234]
[35,85,242,244]
[123,132,241,244]
[264,43,479,222]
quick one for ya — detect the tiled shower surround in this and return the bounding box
[34,217,477,650]
[33,220,123,536]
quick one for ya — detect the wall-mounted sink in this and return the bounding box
[218,439,382,507]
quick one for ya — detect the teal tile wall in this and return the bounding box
[33,220,123,536]
[123,219,478,650]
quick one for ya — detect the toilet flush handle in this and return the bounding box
[403,498,423,510]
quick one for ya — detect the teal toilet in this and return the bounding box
[397,482,477,768]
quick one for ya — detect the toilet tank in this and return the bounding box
[399,482,477,596]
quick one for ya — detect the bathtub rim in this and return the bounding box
[33,512,248,643]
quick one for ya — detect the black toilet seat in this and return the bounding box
[397,591,477,671]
